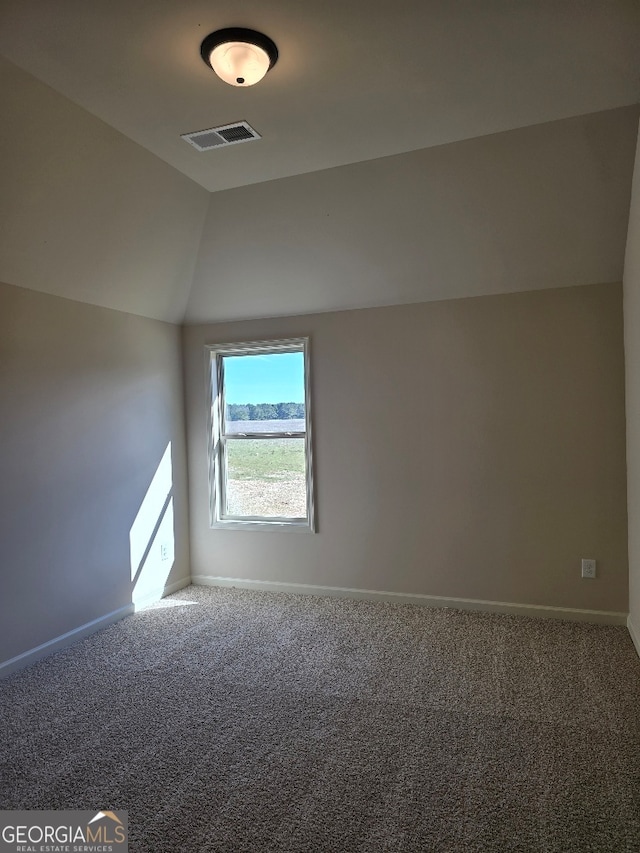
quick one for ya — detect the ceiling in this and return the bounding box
[1,0,639,193]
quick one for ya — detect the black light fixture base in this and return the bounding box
[200,28,279,72]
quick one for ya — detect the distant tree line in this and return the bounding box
[227,402,305,421]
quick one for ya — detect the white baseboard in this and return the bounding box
[0,604,134,680]
[3,576,630,680]
[164,576,192,595]
[628,614,640,659]
[191,575,628,626]
[132,576,191,611]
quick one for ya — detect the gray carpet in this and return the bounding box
[1,585,640,852]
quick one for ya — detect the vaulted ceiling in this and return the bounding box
[1,0,639,192]
[1,1,639,323]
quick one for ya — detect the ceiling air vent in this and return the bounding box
[181,121,261,151]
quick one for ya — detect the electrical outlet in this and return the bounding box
[581,558,596,579]
[160,542,170,561]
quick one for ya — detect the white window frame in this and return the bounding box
[205,337,316,531]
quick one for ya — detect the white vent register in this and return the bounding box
[181,121,261,151]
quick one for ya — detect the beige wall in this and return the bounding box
[188,106,639,324]
[0,57,209,324]
[184,283,628,612]
[623,121,640,642]
[0,282,190,665]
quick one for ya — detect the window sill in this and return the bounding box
[210,519,315,532]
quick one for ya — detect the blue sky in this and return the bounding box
[223,352,305,404]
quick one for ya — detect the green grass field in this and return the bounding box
[226,438,306,481]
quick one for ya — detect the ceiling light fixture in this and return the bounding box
[200,28,278,87]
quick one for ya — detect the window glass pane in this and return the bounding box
[223,351,306,435]
[224,438,307,518]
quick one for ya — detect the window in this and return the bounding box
[206,338,315,530]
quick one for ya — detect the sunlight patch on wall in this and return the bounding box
[130,443,175,610]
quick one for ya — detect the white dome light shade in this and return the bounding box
[209,41,270,87]
[200,29,279,88]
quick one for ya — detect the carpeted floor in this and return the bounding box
[1,585,640,852]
